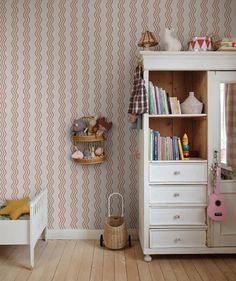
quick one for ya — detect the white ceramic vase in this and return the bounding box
[180,92,203,114]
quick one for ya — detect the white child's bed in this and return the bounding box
[0,189,48,268]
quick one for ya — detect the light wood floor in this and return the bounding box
[1,240,236,281]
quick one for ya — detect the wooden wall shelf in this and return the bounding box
[72,134,105,142]
[73,155,105,165]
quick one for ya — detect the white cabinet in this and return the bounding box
[139,52,236,261]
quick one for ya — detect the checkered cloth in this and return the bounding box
[128,65,148,115]
[226,83,236,170]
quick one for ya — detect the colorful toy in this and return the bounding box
[182,133,189,160]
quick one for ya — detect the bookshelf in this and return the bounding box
[138,51,236,262]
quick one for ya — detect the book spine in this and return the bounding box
[178,137,184,160]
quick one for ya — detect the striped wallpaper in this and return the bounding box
[0,0,235,230]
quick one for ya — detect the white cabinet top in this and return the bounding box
[140,51,236,71]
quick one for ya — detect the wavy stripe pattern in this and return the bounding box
[58,0,67,229]
[200,0,208,36]
[224,0,232,37]
[189,0,196,38]
[46,0,55,228]
[117,0,126,212]
[22,0,31,198]
[0,0,235,230]
[81,0,90,229]
[128,0,138,228]
[165,0,173,28]
[212,0,220,35]
[10,0,19,200]
[105,0,114,220]
[34,0,43,195]
[93,0,102,229]
[0,0,7,199]
[153,0,161,43]
[141,0,149,31]
[177,0,184,44]
[69,0,79,229]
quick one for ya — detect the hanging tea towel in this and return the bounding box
[128,65,148,128]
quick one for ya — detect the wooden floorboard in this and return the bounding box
[1,240,236,281]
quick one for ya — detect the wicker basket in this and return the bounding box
[103,193,128,250]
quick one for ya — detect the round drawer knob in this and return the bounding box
[174,215,180,219]
[173,193,180,197]
[174,238,181,243]
[174,171,180,175]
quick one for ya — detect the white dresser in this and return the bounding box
[138,51,236,261]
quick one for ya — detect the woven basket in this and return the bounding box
[104,216,128,249]
[103,193,128,250]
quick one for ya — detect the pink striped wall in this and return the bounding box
[0,0,235,229]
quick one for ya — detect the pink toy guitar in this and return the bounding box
[207,163,226,221]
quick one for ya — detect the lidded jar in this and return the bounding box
[180,92,203,114]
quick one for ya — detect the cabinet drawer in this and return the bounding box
[150,207,206,225]
[150,229,206,248]
[149,185,207,204]
[149,162,207,183]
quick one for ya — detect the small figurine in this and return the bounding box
[162,27,182,51]
[71,147,84,160]
[95,147,104,156]
[182,133,189,160]
[90,146,95,158]
[83,149,91,159]
[96,117,112,136]
[86,116,98,135]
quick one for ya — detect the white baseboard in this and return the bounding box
[47,228,138,240]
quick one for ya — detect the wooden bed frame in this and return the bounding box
[0,189,48,268]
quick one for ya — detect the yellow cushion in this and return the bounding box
[0,198,29,220]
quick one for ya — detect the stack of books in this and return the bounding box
[149,129,184,161]
[148,81,181,115]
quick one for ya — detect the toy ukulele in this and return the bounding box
[207,151,226,221]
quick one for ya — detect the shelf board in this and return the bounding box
[73,156,105,164]
[148,114,207,118]
[149,159,207,163]
[72,134,105,142]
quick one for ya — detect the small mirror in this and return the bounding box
[220,83,236,179]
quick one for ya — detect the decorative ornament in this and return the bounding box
[162,27,182,51]
[138,31,158,50]
[180,92,203,114]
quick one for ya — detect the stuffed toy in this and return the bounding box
[71,118,87,136]
[96,117,113,136]
[71,147,84,160]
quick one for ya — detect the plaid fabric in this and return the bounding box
[128,65,148,114]
[226,83,236,170]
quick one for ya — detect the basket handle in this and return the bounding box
[108,192,124,217]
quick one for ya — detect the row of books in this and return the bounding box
[149,129,184,161]
[148,81,182,115]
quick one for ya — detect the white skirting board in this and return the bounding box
[47,228,138,240]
